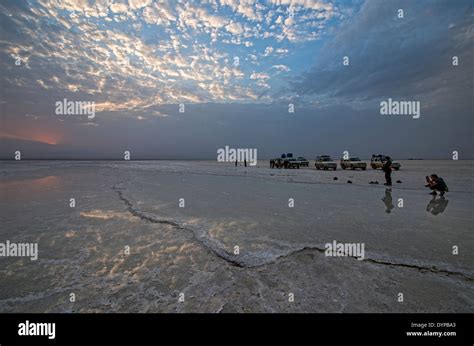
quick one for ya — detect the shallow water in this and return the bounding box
[0,160,473,312]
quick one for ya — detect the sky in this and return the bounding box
[0,0,472,160]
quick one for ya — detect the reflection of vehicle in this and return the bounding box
[340,157,367,170]
[298,157,309,167]
[315,155,337,170]
[371,155,401,170]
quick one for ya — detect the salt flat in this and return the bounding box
[0,160,472,312]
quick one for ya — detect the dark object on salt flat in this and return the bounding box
[396,180,402,183]
[347,180,352,184]
[333,177,338,180]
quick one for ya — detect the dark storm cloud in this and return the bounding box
[291,0,473,105]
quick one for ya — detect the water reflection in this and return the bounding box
[426,196,449,215]
[0,175,60,190]
[381,188,394,213]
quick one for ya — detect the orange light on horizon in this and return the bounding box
[33,134,61,145]
[0,131,62,145]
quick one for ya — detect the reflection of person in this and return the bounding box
[382,157,392,186]
[382,188,394,213]
[426,196,449,215]
[425,174,448,196]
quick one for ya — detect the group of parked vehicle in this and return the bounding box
[270,153,309,169]
[270,153,401,170]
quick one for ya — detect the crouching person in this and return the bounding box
[425,174,449,196]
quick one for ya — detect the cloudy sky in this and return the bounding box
[0,0,472,159]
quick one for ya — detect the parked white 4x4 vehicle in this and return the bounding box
[298,157,309,167]
[340,157,367,170]
[271,153,301,169]
[315,155,337,170]
[370,155,401,170]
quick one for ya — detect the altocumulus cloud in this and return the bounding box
[0,0,472,159]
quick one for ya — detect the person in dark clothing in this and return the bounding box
[244,159,247,167]
[270,159,274,168]
[425,174,449,196]
[235,159,238,167]
[382,156,392,186]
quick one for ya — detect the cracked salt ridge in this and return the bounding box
[112,184,473,281]
[113,184,263,268]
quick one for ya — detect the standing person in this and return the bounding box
[235,159,238,167]
[270,159,274,168]
[382,156,392,186]
[244,159,247,167]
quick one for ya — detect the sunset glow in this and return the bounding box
[0,131,61,145]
